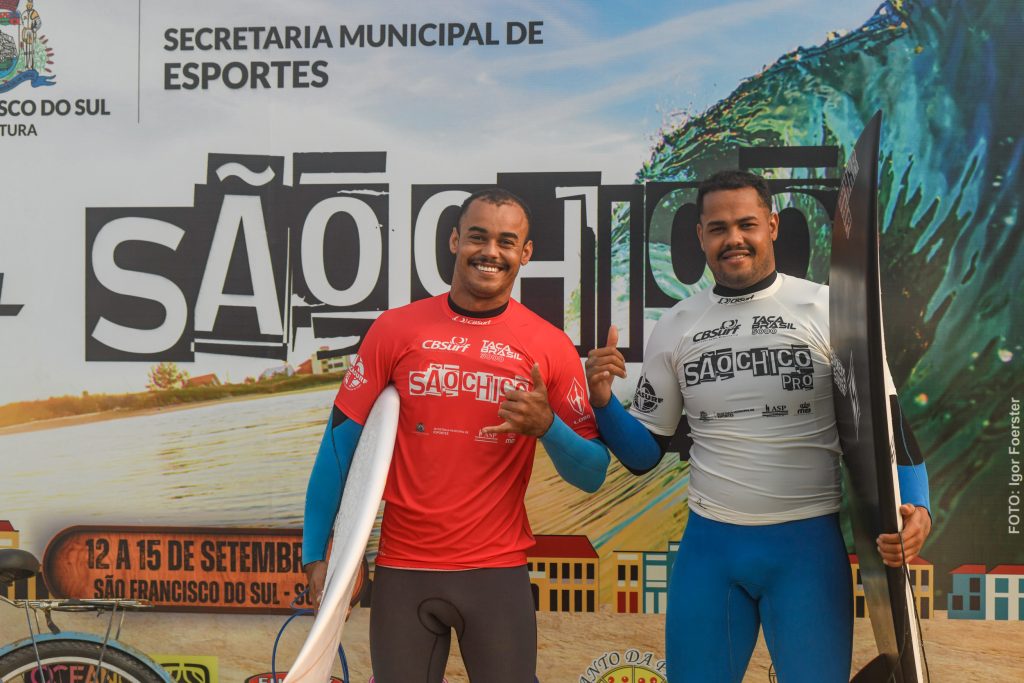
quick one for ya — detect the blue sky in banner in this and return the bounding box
[0,0,883,402]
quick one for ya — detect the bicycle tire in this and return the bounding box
[0,639,167,683]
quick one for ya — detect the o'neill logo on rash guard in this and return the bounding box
[451,315,493,325]
[408,363,530,403]
[717,294,754,305]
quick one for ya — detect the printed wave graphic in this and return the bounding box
[635,0,1023,571]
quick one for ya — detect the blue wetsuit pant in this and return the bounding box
[667,512,852,683]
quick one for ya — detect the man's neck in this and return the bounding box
[447,294,509,318]
[712,271,778,297]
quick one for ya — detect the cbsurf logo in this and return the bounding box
[693,318,740,343]
[422,335,471,352]
[0,0,55,93]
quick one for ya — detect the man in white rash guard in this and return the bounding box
[585,170,932,683]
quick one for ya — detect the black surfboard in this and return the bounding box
[829,111,925,683]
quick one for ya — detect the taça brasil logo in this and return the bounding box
[0,0,55,93]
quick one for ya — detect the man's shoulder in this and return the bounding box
[373,295,443,329]
[507,299,575,345]
[659,288,713,325]
[779,273,829,304]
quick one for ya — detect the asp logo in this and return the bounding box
[0,0,56,93]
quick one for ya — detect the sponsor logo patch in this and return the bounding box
[452,315,493,326]
[762,403,789,418]
[421,335,471,352]
[631,375,664,414]
[566,378,586,415]
[697,408,755,422]
[751,315,796,335]
[717,294,754,305]
[343,354,368,390]
[480,339,523,361]
[693,318,741,343]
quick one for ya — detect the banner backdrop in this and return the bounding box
[1,1,1021,681]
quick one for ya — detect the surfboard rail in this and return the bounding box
[284,385,400,683]
[830,111,926,683]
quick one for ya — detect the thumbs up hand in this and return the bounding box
[585,326,627,408]
[482,364,555,437]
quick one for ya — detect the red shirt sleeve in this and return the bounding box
[542,330,599,440]
[334,312,400,424]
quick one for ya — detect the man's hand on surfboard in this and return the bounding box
[876,503,932,567]
[482,364,554,437]
[303,558,364,619]
[585,325,627,408]
[304,560,328,611]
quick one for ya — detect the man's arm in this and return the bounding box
[538,415,610,493]
[877,371,932,567]
[302,406,363,606]
[592,399,668,474]
[586,326,669,474]
[483,364,610,492]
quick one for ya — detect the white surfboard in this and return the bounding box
[285,385,400,683]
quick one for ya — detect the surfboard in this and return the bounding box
[284,385,400,683]
[829,111,925,683]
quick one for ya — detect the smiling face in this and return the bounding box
[697,187,779,290]
[448,198,533,311]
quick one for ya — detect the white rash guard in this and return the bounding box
[630,273,842,525]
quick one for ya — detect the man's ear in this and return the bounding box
[449,227,459,255]
[520,240,533,265]
[696,222,705,252]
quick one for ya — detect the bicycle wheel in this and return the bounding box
[0,639,167,683]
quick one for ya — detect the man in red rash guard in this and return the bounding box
[302,188,610,682]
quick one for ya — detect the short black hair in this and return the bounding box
[696,170,773,217]
[456,188,533,238]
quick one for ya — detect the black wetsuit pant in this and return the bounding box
[369,565,537,682]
